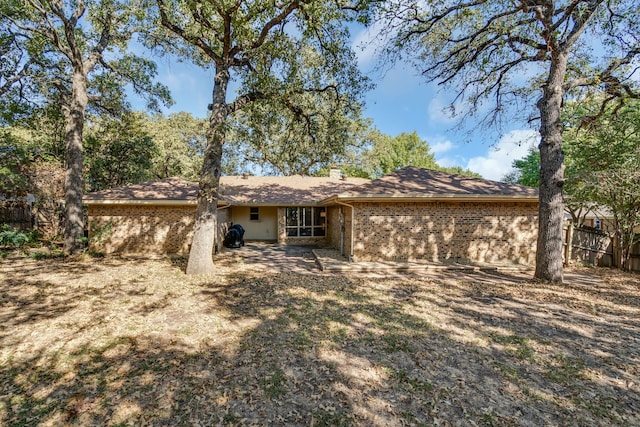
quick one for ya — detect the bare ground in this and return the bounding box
[0,252,638,426]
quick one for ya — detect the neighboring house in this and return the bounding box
[84,167,539,265]
[578,207,615,232]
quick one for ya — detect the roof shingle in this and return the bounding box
[84,175,369,205]
[83,177,198,201]
[84,167,538,205]
[335,167,538,198]
[219,175,369,205]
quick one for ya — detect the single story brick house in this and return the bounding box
[84,167,539,264]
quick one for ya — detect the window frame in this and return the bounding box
[285,206,326,237]
[250,207,259,221]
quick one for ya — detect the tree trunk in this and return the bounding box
[565,221,574,266]
[612,233,621,268]
[63,70,88,255]
[186,67,229,275]
[619,229,635,271]
[535,53,567,283]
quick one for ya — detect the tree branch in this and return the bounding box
[227,91,267,113]
[156,0,223,64]
[84,15,114,73]
[247,0,301,51]
[17,1,73,59]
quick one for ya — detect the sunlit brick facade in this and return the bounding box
[85,168,539,264]
[350,201,538,264]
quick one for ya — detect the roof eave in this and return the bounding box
[84,199,324,207]
[225,201,320,207]
[84,199,198,206]
[320,193,539,205]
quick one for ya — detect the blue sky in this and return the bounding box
[144,26,540,182]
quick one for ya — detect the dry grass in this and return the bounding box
[0,252,639,426]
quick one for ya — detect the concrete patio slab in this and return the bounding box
[312,248,533,274]
[219,242,533,275]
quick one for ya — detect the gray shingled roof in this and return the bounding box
[84,167,538,205]
[84,177,198,201]
[219,175,369,205]
[83,175,369,205]
[328,167,538,200]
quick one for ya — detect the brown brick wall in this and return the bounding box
[88,205,195,254]
[351,201,538,264]
[88,200,537,263]
[88,204,231,255]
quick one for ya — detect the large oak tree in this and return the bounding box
[228,92,365,176]
[367,0,640,282]
[149,0,368,274]
[144,112,208,180]
[2,0,170,254]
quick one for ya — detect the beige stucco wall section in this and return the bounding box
[350,201,538,264]
[231,206,277,241]
[326,206,342,254]
[326,205,352,258]
[88,204,231,255]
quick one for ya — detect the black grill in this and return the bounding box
[223,224,245,249]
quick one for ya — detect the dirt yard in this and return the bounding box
[0,252,638,426]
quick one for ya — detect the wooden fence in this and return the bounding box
[564,225,640,272]
[0,199,63,239]
[0,204,32,230]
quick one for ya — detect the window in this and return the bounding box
[285,207,326,237]
[250,207,259,221]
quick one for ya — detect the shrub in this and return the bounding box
[0,225,39,249]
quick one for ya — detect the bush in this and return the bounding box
[0,225,39,249]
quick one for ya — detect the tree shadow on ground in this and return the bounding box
[0,257,108,335]
[0,261,638,426]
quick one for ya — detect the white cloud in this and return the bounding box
[630,60,640,84]
[435,156,460,168]
[465,129,539,181]
[430,139,455,155]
